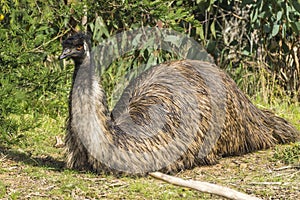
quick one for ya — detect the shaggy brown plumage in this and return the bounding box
[59,33,299,175]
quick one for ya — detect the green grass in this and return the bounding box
[273,143,300,165]
[0,96,299,199]
[0,180,6,198]
[252,95,300,130]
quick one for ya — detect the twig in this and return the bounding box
[0,154,7,162]
[288,170,300,178]
[54,136,65,148]
[28,29,70,53]
[25,192,49,198]
[42,185,56,191]
[249,182,283,185]
[149,172,261,200]
[274,165,300,171]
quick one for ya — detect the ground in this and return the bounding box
[0,143,299,200]
[0,101,299,199]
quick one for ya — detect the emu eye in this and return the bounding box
[76,45,83,51]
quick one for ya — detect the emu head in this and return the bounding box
[59,33,91,63]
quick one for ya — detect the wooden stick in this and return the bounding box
[149,172,261,200]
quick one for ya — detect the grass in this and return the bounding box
[0,57,299,199]
[0,96,299,199]
[273,143,300,165]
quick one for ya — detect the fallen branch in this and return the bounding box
[149,172,261,200]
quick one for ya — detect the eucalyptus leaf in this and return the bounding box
[271,24,280,36]
[210,20,216,39]
[196,25,205,41]
[276,10,283,21]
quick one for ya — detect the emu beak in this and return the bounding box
[59,48,71,60]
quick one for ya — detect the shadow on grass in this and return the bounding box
[0,145,65,171]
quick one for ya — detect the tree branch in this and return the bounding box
[149,172,261,200]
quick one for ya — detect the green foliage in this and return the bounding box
[246,0,300,38]
[244,0,300,98]
[0,0,72,145]
[0,0,299,147]
[274,143,300,164]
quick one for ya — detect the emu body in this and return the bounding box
[60,33,299,175]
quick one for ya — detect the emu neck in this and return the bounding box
[70,53,111,150]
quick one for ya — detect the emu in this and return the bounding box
[59,33,299,175]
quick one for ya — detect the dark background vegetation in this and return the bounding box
[0,0,299,147]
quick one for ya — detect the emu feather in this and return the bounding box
[60,33,299,175]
